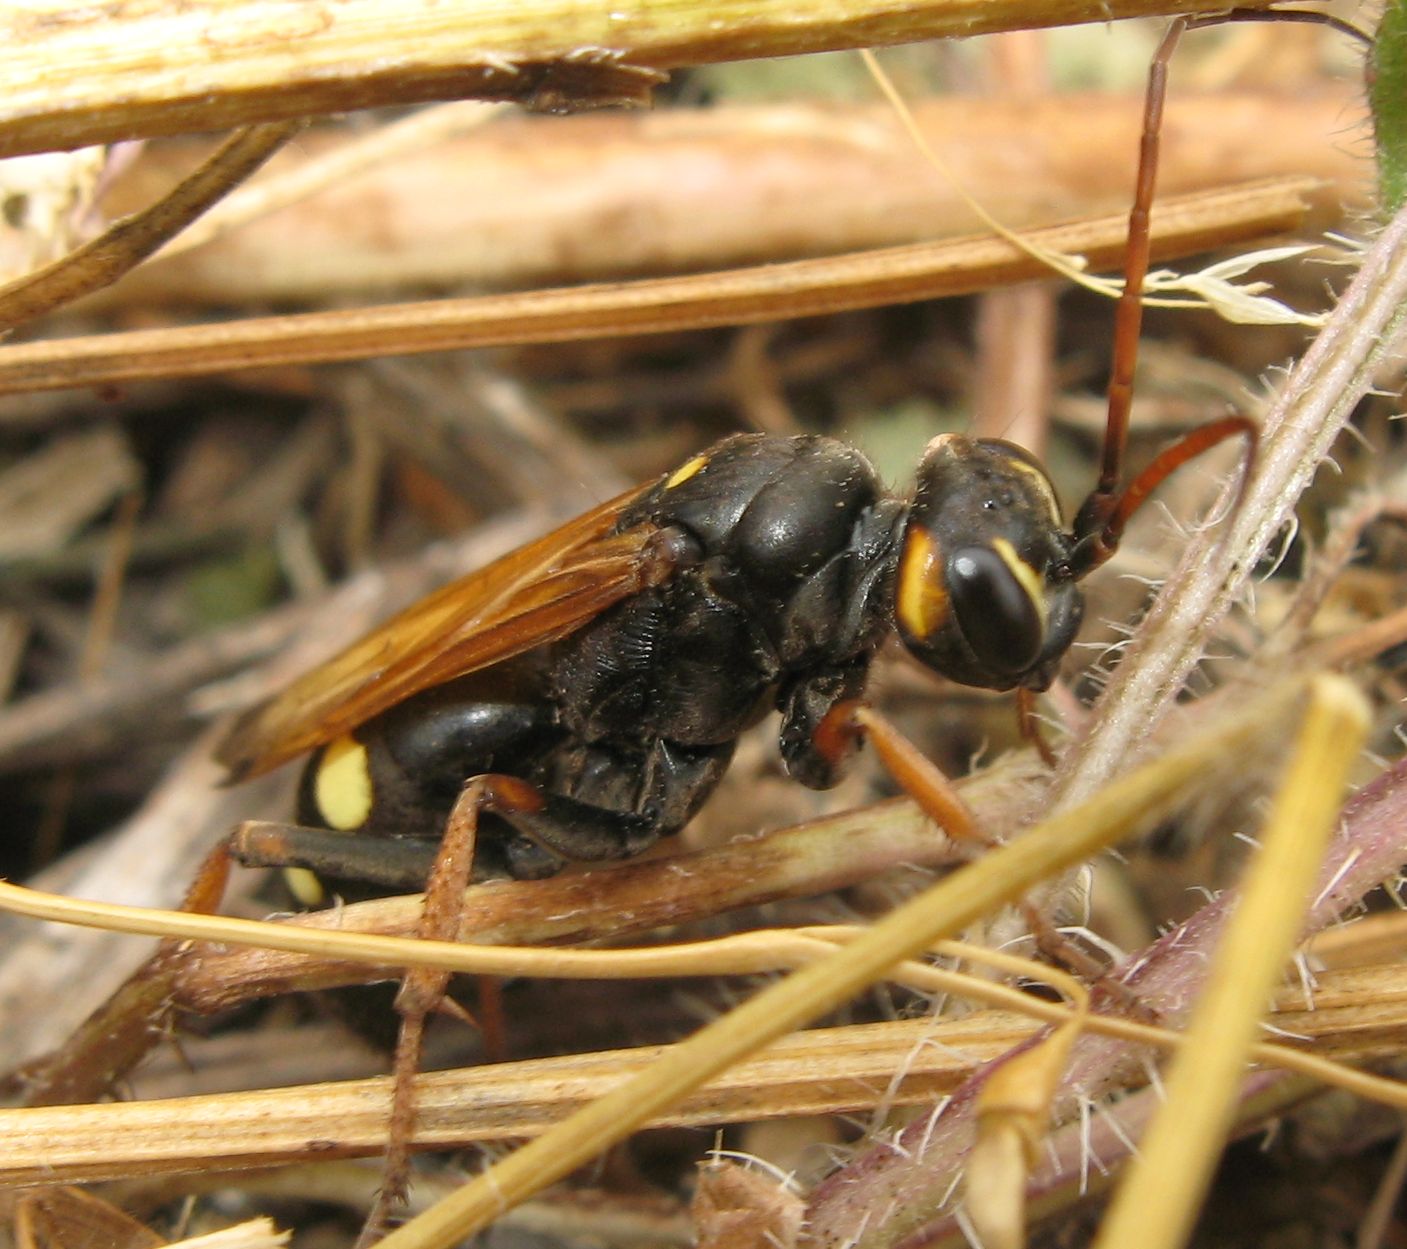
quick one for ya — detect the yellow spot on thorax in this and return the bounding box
[897,526,948,642]
[314,734,373,831]
[665,453,708,489]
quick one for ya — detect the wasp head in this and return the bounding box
[894,435,1084,692]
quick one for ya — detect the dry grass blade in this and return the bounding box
[8,953,1407,1189]
[101,90,1364,308]
[1094,675,1369,1249]
[0,178,1311,396]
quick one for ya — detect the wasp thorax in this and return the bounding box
[894,435,1084,692]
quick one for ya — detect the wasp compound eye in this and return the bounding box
[947,542,1046,677]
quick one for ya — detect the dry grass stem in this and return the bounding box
[3,0,1275,159]
[104,90,1363,307]
[8,940,1407,1188]
[0,123,300,330]
[168,1220,288,1249]
[151,102,510,264]
[0,178,1311,397]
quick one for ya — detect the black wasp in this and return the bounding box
[218,417,1246,885]
[217,23,1251,886]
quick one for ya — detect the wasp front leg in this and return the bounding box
[815,700,1143,994]
[774,657,968,836]
[776,658,875,791]
[809,697,982,846]
[779,662,981,843]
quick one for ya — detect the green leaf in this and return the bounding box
[1372,0,1407,214]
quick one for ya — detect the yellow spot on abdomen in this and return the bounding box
[897,526,948,642]
[314,734,373,831]
[283,867,326,907]
[665,453,708,489]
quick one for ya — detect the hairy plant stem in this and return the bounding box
[1056,202,1407,809]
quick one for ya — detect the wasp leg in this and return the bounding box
[812,701,1132,991]
[1016,687,1058,769]
[814,700,981,844]
[496,794,658,866]
[363,774,538,1246]
[776,658,874,790]
[229,820,442,890]
[499,738,735,870]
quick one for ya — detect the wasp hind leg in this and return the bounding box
[228,820,445,891]
[497,737,736,871]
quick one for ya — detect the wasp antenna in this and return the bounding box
[1074,416,1258,575]
[1185,6,1371,46]
[1086,19,1187,540]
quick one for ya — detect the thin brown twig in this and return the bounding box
[0,179,1313,396]
[0,123,301,330]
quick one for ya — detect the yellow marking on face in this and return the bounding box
[897,526,948,642]
[665,453,708,489]
[314,734,373,831]
[1001,455,1062,526]
[991,537,1048,632]
[283,867,326,908]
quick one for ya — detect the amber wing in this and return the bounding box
[216,483,663,781]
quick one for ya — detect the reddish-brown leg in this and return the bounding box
[1016,688,1057,769]
[817,701,1125,986]
[359,774,541,1246]
[816,700,980,845]
[1071,18,1258,574]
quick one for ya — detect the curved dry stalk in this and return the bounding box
[805,705,1407,1249]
